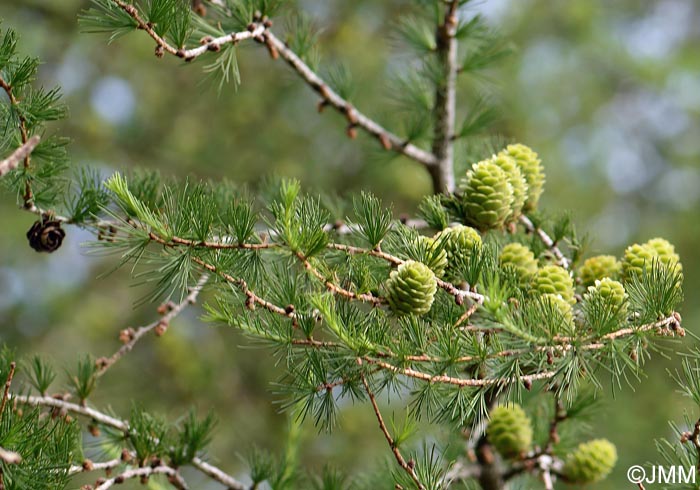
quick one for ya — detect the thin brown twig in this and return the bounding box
[363,357,557,387]
[94,465,187,490]
[0,136,41,178]
[192,257,294,317]
[359,362,426,490]
[519,215,570,269]
[96,274,209,376]
[262,30,438,168]
[0,362,16,415]
[69,457,124,475]
[296,252,384,305]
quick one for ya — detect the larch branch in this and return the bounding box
[0,136,41,178]
[520,215,570,269]
[360,365,426,490]
[11,394,247,490]
[96,274,209,376]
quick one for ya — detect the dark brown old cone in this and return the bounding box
[26,217,65,253]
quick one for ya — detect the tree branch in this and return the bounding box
[261,31,438,168]
[0,136,41,179]
[360,364,426,490]
[96,274,209,376]
[94,465,187,490]
[10,394,247,490]
[519,215,570,269]
[429,0,460,193]
[108,0,439,169]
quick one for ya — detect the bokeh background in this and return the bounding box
[1,0,699,488]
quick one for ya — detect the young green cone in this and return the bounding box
[578,255,621,287]
[486,404,533,459]
[499,243,538,286]
[563,439,617,484]
[490,153,528,221]
[585,278,628,316]
[500,144,545,212]
[415,235,448,278]
[540,293,575,333]
[621,243,656,282]
[459,160,514,230]
[434,225,482,282]
[533,264,575,305]
[385,260,437,316]
[644,237,682,273]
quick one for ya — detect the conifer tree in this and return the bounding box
[0,2,693,489]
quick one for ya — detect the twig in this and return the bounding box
[0,136,41,178]
[190,458,245,490]
[0,447,21,464]
[364,357,557,387]
[96,274,209,376]
[360,363,426,490]
[94,465,187,490]
[11,394,247,490]
[429,0,460,193]
[192,257,294,317]
[262,31,438,168]
[296,252,384,305]
[110,0,438,168]
[0,362,16,415]
[519,215,570,269]
[69,457,123,475]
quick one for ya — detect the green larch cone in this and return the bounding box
[500,144,544,212]
[563,439,617,484]
[459,160,514,230]
[490,153,528,221]
[644,237,682,273]
[621,243,656,282]
[499,243,538,285]
[540,293,574,332]
[415,235,448,278]
[434,225,482,282]
[385,260,437,316]
[585,278,628,316]
[578,255,621,287]
[486,404,533,459]
[533,264,575,305]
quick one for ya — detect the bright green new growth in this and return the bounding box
[578,254,621,287]
[486,404,533,459]
[533,264,575,305]
[585,278,628,316]
[459,160,514,230]
[434,224,482,282]
[415,235,448,278]
[500,144,544,212]
[499,242,537,285]
[563,439,618,484]
[489,153,528,220]
[385,260,437,316]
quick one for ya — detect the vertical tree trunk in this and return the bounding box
[430,2,459,194]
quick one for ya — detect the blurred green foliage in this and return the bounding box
[1,1,698,488]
